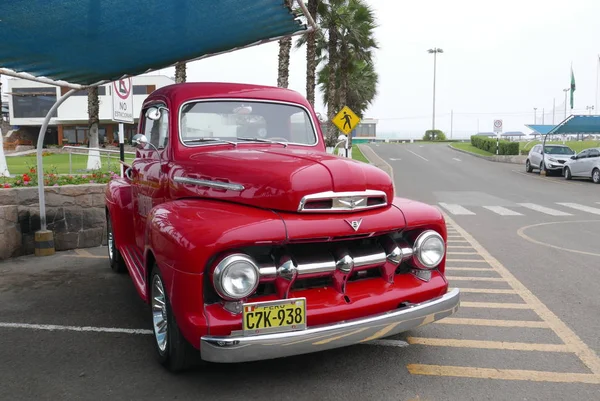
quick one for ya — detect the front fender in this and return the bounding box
[104,178,134,248]
[145,199,287,275]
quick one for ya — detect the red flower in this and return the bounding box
[29,168,36,174]
[22,173,31,182]
[3,183,11,189]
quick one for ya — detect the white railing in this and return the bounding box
[61,146,136,175]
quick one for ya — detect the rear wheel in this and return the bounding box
[150,264,198,372]
[592,168,600,184]
[107,212,127,273]
[564,167,572,180]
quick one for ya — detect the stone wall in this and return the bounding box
[0,184,107,259]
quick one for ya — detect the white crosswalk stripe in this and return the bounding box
[482,206,523,216]
[556,202,600,215]
[438,203,475,215]
[517,203,572,216]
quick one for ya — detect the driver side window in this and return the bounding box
[144,107,169,149]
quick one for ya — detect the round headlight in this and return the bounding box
[213,254,259,300]
[413,230,445,269]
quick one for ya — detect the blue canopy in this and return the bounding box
[525,124,556,135]
[0,0,310,87]
[548,115,600,135]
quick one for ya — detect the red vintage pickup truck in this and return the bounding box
[104,82,460,371]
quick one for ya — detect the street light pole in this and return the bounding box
[533,107,537,124]
[563,88,570,120]
[428,48,443,132]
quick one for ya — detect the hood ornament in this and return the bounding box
[345,218,362,232]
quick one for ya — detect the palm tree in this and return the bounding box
[175,62,186,83]
[305,0,320,105]
[277,0,294,88]
[86,86,101,170]
[316,0,378,147]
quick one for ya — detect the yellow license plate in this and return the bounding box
[242,298,306,336]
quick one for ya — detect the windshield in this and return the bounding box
[544,145,574,155]
[179,100,318,146]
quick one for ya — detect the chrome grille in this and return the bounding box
[297,190,388,213]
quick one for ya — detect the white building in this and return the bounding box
[6,75,174,145]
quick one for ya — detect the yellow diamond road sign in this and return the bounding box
[332,106,360,135]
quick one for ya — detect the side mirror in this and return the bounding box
[132,134,149,149]
[146,107,162,121]
[570,155,576,160]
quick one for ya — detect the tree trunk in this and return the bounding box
[339,43,351,148]
[326,23,339,147]
[175,62,187,83]
[305,0,319,107]
[277,36,292,88]
[0,72,8,176]
[86,86,101,170]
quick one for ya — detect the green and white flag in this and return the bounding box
[570,66,576,109]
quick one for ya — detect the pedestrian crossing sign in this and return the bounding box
[332,106,361,135]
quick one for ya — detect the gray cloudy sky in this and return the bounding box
[3,0,599,139]
[162,0,600,138]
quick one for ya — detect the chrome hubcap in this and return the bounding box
[152,275,168,353]
[107,219,114,260]
[594,171,599,182]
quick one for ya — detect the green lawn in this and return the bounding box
[352,145,370,163]
[451,142,494,156]
[520,140,600,153]
[5,153,135,175]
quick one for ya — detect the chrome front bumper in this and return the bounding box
[200,288,460,363]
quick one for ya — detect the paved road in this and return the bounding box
[1,143,599,400]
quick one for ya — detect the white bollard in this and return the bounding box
[0,127,10,177]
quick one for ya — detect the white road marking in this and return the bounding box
[364,339,410,347]
[483,206,523,216]
[518,203,572,216]
[389,158,401,161]
[556,202,600,215]
[438,203,475,215]
[406,149,429,161]
[0,322,152,335]
[452,158,461,162]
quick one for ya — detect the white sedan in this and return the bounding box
[563,147,600,184]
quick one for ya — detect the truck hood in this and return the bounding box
[169,147,394,213]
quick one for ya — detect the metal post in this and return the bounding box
[496,135,499,155]
[553,98,555,124]
[450,109,453,139]
[432,51,437,131]
[533,108,537,124]
[542,108,545,124]
[119,123,125,176]
[69,152,72,175]
[563,89,569,120]
[36,89,79,231]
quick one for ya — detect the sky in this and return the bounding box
[3,0,600,139]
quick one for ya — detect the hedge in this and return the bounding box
[470,135,519,155]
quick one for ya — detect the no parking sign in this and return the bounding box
[493,119,503,133]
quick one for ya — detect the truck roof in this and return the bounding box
[146,82,311,109]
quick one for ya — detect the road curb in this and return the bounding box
[448,144,526,165]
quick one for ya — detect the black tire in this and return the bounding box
[150,264,199,372]
[564,167,572,180]
[525,159,533,173]
[592,168,600,184]
[107,212,127,273]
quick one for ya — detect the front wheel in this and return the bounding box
[150,265,198,372]
[525,159,533,173]
[564,167,572,180]
[592,168,600,184]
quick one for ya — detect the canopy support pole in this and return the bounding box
[36,89,79,232]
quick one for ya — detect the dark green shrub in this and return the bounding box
[423,130,447,141]
[470,135,519,155]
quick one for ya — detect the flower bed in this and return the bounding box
[2,164,119,189]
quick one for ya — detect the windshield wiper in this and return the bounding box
[183,138,237,147]
[237,137,288,147]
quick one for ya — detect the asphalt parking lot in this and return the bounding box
[1,143,599,400]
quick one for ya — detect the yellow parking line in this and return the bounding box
[460,301,532,309]
[359,322,401,343]
[445,259,488,263]
[447,252,479,255]
[69,249,108,259]
[446,267,492,272]
[406,337,573,352]
[435,318,548,328]
[313,327,369,345]
[447,245,474,249]
[443,213,600,375]
[452,288,518,294]
[447,240,469,244]
[407,364,600,384]
[446,276,505,281]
